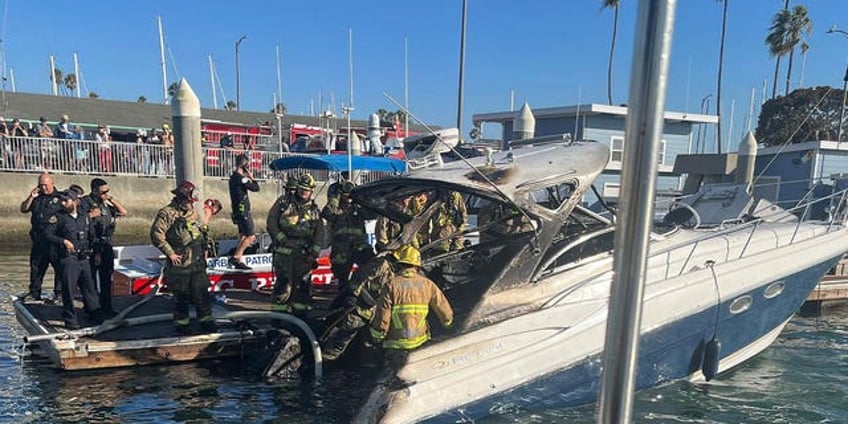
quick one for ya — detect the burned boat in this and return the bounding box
[348,136,848,423]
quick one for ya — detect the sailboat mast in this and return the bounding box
[9,67,14,92]
[404,35,409,138]
[158,16,168,103]
[49,55,57,95]
[456,0,467,138]
[73,52,81,98]
[598,1,678,422]
[208,55,217,109]
[276,44,283,109]
[347,26,354,175]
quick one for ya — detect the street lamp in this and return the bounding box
[235,35,248,111]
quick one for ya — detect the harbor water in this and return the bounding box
[1,248,847,423]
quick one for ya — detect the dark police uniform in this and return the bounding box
[228,170,260,236]
[45,201,102,327]
[79,194,119,314]
[27,191,63,299]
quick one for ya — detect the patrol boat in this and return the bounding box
[348,136,848,423]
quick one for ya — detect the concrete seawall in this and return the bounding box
[0,173,294,247]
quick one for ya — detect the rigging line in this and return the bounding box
[167,46,180,79]
[212,61,228,104]
[754,86,834,184]
[382,90,543,246]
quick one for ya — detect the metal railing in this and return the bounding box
[0,136,403,183]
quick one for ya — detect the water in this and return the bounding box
[1,251,847,423]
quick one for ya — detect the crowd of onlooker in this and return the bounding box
[0,114,194,175]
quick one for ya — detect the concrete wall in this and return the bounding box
[0,173,294,247]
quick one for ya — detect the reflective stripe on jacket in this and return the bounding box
[370,268,453,350]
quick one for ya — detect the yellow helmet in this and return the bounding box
[298,174,315,190]
[392,244,421,267]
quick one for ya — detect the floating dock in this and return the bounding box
[13,290,307,371]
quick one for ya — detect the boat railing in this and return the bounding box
[663,189,848,278]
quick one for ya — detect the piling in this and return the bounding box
[171,78,203,193]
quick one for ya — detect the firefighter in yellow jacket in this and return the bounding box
[150,181,217,335]
[369,244,453,364]
[321,180,374,292]
[266,174,325,314]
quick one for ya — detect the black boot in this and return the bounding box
[200,320,218,334]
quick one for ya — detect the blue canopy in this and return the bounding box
[270,154,406,173]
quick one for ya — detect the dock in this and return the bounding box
[13,290,313,371]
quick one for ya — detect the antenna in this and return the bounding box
[158,16,167,103]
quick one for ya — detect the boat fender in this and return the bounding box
[702,336,721,381]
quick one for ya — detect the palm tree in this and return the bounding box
[226,100,237,111]
[51,68,63,94]
[137,96,148,103]
[167,82,179,97]
[782,5,812,95]
[715,0,729,154]
[602,0,621,105]
[798,41,810,88]
[767,0,791,99]
[271,103,287,114]
[63,73,78,96]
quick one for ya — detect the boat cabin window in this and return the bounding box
[537,208,615,278]
[529,182,576,211]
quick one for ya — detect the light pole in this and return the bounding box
[827,27,848,143]
[235,35,248,111]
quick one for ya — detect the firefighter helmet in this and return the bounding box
[392,244,421,267]
[285,174,298,190]
[298,174,316,191]
[171,180,198,201]
[340,180,356,194]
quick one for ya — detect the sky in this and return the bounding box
[4,0,848,145]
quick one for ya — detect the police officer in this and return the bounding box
[20,173,63,300]
[150,181,217,335]
[79,178,127,317]
[228,153,260,270]
[322,250,397,361]
[266,174,325,314]
[369,245,453,365]
[45,190,102,329]
[321,180,374,293]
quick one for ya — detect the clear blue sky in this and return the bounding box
[4,0,848,143]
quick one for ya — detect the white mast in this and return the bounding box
[726,98,735,152]
[158,16,168,103]
[208,54,217,109]
[404,35,409,137]
[49,55,57,95]
[73,52,81,98]
[9,67,14,92]
[510,88,515,111]
[745,87,756,132]
[347,26,355,175]
[276,44,283,109]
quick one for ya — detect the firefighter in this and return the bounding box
[266,174,325,314]
[477,201,535,244]
[375,195,419,252]
[321,180,374,293]
[427,191,468,254]
[150,181,217,335]
[321,250,397,361]
[45,190,102,329]
[369,244,453,365]
[326,170,351,205]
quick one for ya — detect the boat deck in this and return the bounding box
[14,290,331,371]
